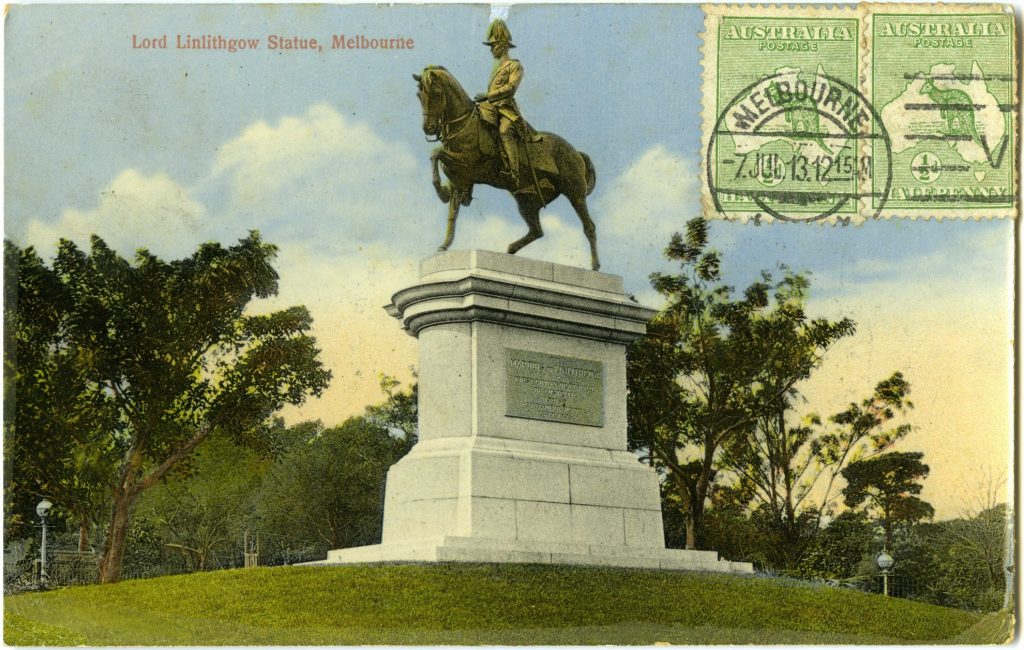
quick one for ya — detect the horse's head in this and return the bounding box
[413,66,471,138]
[413,66,446,136]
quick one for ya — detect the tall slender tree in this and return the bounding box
[627,219,853,549]
[717,372,913,567]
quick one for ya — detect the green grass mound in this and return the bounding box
[4,563,1005,645]
[4,611,87,646]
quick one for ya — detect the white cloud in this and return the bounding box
[600,146,698,241]
[203,104,438,421]
[595,146,701,288]
[207,103,430,251]
[19,104,433,426]
[23,169,209,259]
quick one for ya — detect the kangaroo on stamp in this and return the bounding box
[865,5,1016,217]
[701,3,1017,222]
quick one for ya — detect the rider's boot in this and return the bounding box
[501,134,520,188]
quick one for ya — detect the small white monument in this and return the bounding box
[318,250,752,572]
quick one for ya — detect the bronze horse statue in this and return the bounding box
[413,66,600,271]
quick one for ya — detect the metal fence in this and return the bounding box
[3,547,198,593]
[875,572,920,599]
[3,541,324,594]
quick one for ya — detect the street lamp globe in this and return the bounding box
[35,499,52,519]
[876,550,894,571]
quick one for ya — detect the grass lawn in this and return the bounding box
[3,563,1010,645]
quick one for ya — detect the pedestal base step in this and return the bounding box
[304,536,754,573]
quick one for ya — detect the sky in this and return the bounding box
[4,3,1014,520]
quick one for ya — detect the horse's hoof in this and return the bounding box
[438,245,449,252]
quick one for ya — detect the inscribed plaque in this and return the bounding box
[505,349,604,427]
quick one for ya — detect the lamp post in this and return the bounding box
[876,549,894,597]
[36,499,52,588]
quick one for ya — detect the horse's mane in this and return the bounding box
[421,65,471,105]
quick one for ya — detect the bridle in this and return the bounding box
[421,73,475,144]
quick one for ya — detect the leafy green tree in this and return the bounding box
[135,435,270,572]
[257,416,408,560]
[932,504,1010,611]
[121,515,175,579]
[795,510,875,582]
[814,373,914,525]
[5,234,331,583]
[4,241,116,550]
[699,500,769,568]
[841,451,933,547]
[627,219,852,549]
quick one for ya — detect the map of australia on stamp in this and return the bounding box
[702,3,1017,222]
[866,5,1016,217]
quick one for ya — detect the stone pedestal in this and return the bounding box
[315,251,752,573]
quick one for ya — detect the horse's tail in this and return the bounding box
[580,152,596,196]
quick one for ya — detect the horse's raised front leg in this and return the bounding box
[438,189,464,252]
[430,148,451,204]
[570,196,600,271]
[508,195,544,256]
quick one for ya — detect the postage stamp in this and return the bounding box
[701,3,1017,222]
[865,4,1017,217]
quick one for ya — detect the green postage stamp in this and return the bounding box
[702,4,1017,222]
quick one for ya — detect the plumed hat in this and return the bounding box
[483,19,516,48]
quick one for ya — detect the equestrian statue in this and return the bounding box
[413,19,600,271]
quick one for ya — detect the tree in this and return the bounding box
[365,373,418,447]
[627,219,852,549]
[795,510,875,581]
[5,234,331,583]
[717,372,913,568]
[841,451,934,547]
[4,241,115,550]
[814,373,914,525]
[257,416,408,560]
[931,470,1010,610]
[931,505,1009,611]
[135,435,270,572]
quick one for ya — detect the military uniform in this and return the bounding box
[475,20,533,186]
[478,58,525,130]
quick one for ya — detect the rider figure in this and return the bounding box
[474,19,527,187]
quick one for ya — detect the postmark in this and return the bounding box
[706,71,893,223]
[701,3,1018,222]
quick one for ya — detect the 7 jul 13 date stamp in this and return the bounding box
[701,3,1017,222]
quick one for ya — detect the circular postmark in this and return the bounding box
[707,71,892,222]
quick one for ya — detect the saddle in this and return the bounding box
[478,121,558,189]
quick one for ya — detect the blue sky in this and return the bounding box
[5,4,1013,517]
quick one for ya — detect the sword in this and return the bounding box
[517,121,545,207]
